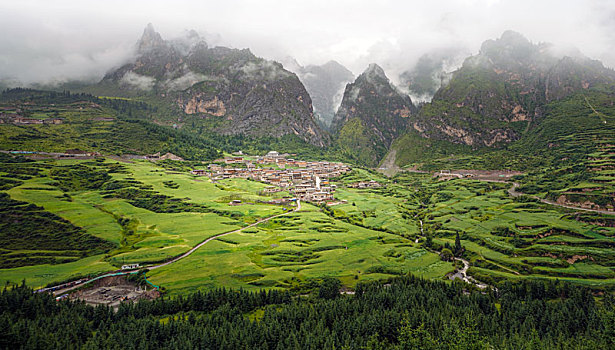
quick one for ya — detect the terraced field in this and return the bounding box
[0,157,451,292]
[511,92,615,212]
[2,146,615,294]
[389,173,615,288]
[0,157,285,288]
[148,204,451,294]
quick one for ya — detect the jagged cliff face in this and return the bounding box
[100,25,327,146]
[411,30,615,147]
[331,64,415,166]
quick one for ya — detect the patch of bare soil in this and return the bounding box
[69,275,160,309]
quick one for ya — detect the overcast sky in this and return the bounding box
[1,0,614,85]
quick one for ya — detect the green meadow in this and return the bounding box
[1,154,614,293]
[147,203,450,294]
[0,158,283,289]
[0,158,451,292]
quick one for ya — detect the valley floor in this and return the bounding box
[1,155,615,296]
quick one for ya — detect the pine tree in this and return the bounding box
[455,231,463,256]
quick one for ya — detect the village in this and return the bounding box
[191,151,356,204]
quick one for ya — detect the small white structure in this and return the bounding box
[121,263,140,270]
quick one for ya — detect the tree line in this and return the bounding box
[1,276,614,349]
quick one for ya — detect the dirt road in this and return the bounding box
[148,200,301,270]
[508,182,614,215]
[47,201,301,296]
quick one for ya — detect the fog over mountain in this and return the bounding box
[1,0,615,90]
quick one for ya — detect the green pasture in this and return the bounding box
[0,254,115,289]
[2,156,615,293]
[148,204,452,294]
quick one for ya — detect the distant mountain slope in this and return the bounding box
[288,60,354,129]
[0,88,221,161]
[398,48,464,102]
[389,31,615,168]
[331,64,415,166]
[408,31,615,148]
[95,24,328,146]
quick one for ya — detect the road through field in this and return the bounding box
[148,200,301,270]
[47,200,301,296]
[508,182,614,215]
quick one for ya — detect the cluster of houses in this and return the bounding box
[0,113,64,125]
[123,152,185,161]
[191,151,351,203]
[347,180,382,189]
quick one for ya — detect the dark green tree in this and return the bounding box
[318,277,341,300]
[454,231,463,256]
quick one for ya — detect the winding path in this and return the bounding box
[444,180,613,290]
[46,201,301,296]
[148,200,301,270]
[450,257,489,289]
[508,182,614,215]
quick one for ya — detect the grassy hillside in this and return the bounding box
[509,89,615,210]
[0,88,358,165]
[0,89,222,161]
[389,88,615,210]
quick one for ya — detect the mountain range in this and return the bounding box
[409,30,615,148]
[3,25,614,170]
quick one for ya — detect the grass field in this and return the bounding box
[0,158,285,289]
[147,203,451,294]
[391,174,615,287]
[2,155,615,293]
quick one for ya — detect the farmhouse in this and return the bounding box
[121,263,140,270]
[43,118,64,124]
[310,191,333,202]
[348,180,382,188]
[263,186,282,193]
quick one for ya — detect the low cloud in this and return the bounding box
[120,72,155,91]
[240,61,292,81]
[0,0,614,88]
[164,71,209,91]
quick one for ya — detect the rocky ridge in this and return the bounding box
[331,63,415,166]
[100,24,328,146]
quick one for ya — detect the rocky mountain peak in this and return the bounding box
[331,63,415,166]
[363,63,387,81]
[100,24,327,146]
[320,60,352,74]
[137,23,166,53]
[478,30,539,67]
[284,59,354,129]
